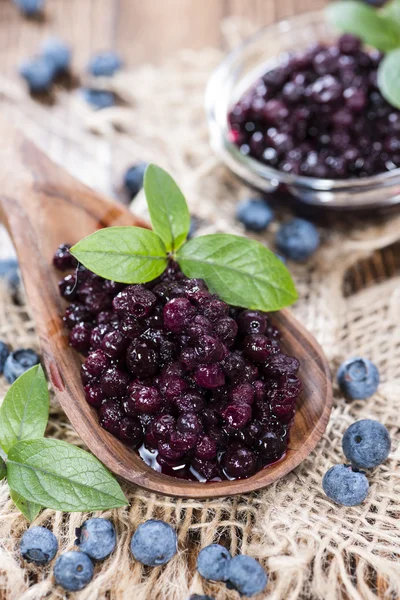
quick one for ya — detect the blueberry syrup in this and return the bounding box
[228,34,400,179]
[54,244,302,481]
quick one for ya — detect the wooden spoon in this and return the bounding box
[0,127,332,498]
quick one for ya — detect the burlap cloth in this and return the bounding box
[0,18,399,600]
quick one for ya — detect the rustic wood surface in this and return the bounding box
[0,122,332,498]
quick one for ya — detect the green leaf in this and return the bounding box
[381,0,400,27]
[7,439,128,512]
[176,234,298,311]
[326,1,400,51]
[144,164,190,252]
[0,457,6,480]
[70,226,168,283]
[378,49,400,109]
[10,489,41,522]
[0,365,49,454]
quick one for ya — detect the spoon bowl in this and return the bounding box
[0,127,332,498]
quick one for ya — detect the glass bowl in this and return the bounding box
[205,11,400,212]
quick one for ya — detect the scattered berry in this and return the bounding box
[20,527,58,565]
[4,349,40,384]
[19,57,55,93]
[0,259,20,289]
[342,419,391,469]
[196,544,231,582]
[124,162,148,197]
[0,341,10,374]
[130,520,177,566]
[236,198,274,232]
[13,0,44,16]
[188,596,214,600]
[337,357,380,400]
[41,38,71,74]
[226,555,268,597]
[322,464,369,506]
[88,51,123,77]
[75,518,116,561]
[275,218,320,261]
[54,551,94,592]
[82,88,115,109]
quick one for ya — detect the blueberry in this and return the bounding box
[130,520,177,566]
[196,544,231,582]
[226,555,268,597]
[88,51,123,77]
[0,259,20,289]
[13,0,44,16]
[124,162,148,197]
[41,38,71,74]
[75,518,116,561]
[337,357,379,400]
[188,596,215,600]
[3,348,40,384]
[342,419,391,469]
[0,341,10,375]
[20,526,58,565]
[82,88,116,110]
[236,198,274,232]
[54,551,94,592]
[19,57,55,93]
[322,464,369,506]
[275,218,320,261]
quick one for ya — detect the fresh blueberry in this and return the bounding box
[20,526,58,565]
[41,38,71,74]
[196,543,231,582]
[3,348,40,384]
[275,218,320,261]
[19,57,55,93]
[75,518,116,561]
[0,259,20,289]
[124,162,148,197]
[13,0,44,16]
[88,51,123,77]
[0,341,10,375]
[226,555,268,597]
[322,464,369,506]
[337,357,380,400]
[188,596,215,600]
[342,419,391,469]
[82,88,116,110]
[54,551,94,592]
[130,520,177,566]
[236,198,274,232]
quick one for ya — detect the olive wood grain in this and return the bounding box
[0,126,332,498]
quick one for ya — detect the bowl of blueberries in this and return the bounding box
[206,10,400,211]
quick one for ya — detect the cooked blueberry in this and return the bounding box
[130,520,177,566]
[13,0,44,16]
[19,57,55,93]
[342,419,391,469]
[124,162,148,197]
[82,88,116,110]
[75,518,116,561]
[88,51,123,77]
[0,341,10,375]
[20,527,58,565]
[322,464,369,506]
[4,348,40,383]
[276,218,320,261]
[236,198,274,232]
[337,357,379,400]
[196,543,231,582]
[54,551,94,591]
[226,555,268,597]
[41,38,71,74]
[222,445,257,479]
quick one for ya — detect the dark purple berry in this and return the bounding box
[101,330,128,359]
[99,400,123,436]
[53,244,77,271]
[126,339,159,376]
[195,365,225,389]
[237,310,267,335]
[243,334,273,362]
[84,350,109,377]
[100,368,130,397]
[264,353,300,376]
[222,445,257,479]
[164,298,195,333]
[69,323,92,353]
[119,417,143,447]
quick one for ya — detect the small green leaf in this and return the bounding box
[0,457,6,480]
[0,365,49,454]
[381,0,400,27]
[176,234,298,311]
[70,226,168,283]
[7,439,127,512]
[378,49,400,109]
[10,489,41,522]
[144,164,190,252]
[326,1,400,51]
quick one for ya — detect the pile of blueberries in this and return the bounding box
[19,519,268,597]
